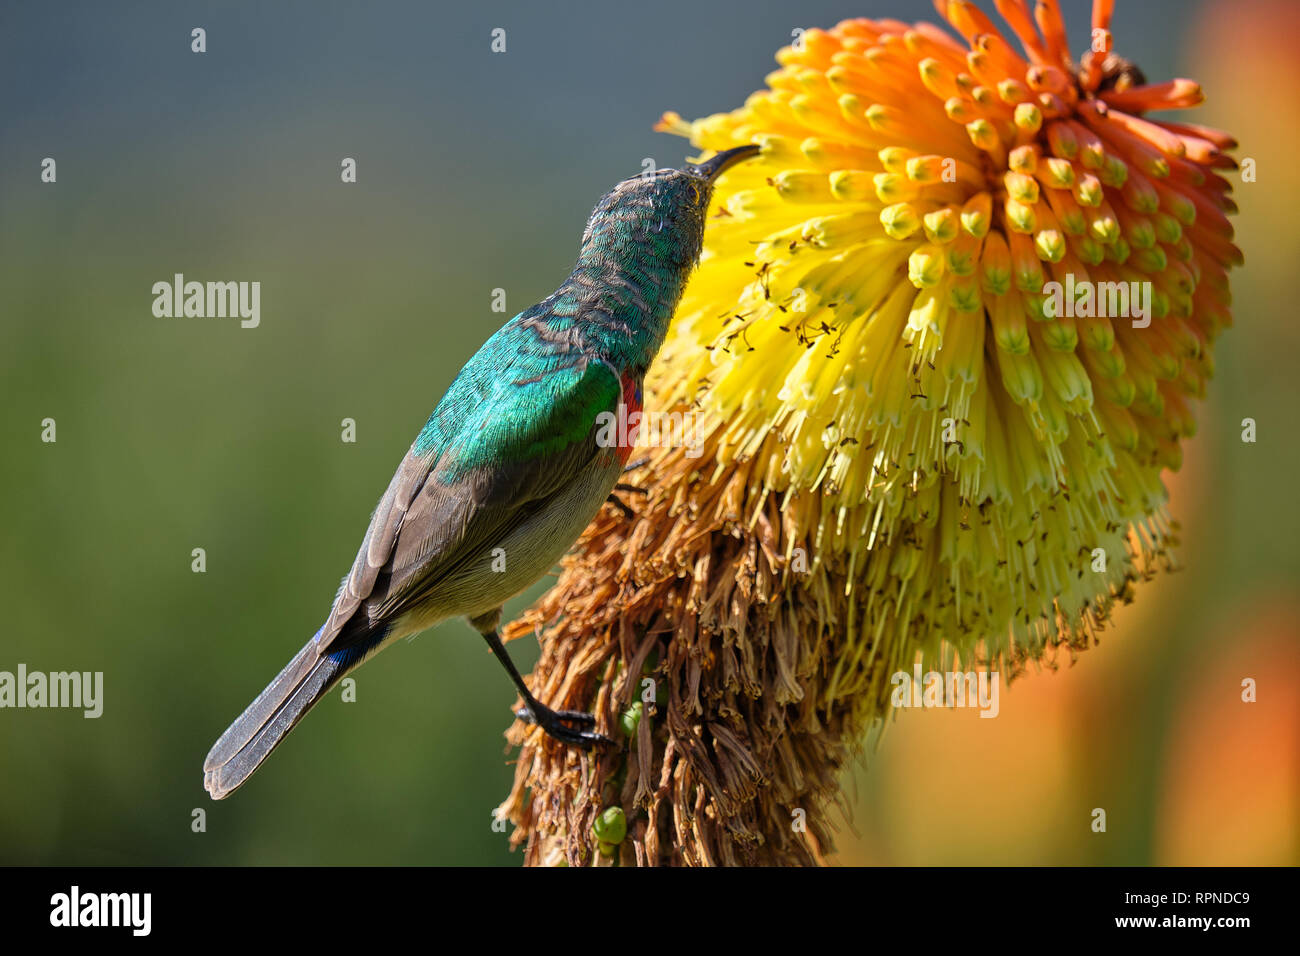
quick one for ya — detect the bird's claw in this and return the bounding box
[605,493,636,520]
[514,705,596,726]
[515,704,613,750]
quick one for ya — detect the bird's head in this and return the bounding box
[577,144,761,271]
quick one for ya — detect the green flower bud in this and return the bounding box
[621,701,644,738]
[593,806,627,845]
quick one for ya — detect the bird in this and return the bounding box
[202,143,761,799]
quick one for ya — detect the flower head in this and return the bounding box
[501,0,1241,866]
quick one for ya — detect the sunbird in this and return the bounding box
[203,144,761,799]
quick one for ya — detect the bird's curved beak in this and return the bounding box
[685,143,762,183]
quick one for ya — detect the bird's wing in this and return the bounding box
[316,322,625,653]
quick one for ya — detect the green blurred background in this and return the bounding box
[0,0,1294,865]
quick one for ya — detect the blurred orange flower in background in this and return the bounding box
[1156,601,1299,865]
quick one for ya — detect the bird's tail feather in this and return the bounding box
[203,631,347,799]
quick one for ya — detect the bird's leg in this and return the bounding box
[479,629,612,750]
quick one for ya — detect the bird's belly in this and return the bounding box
[393,454,624,636]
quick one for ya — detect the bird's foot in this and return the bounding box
[515,703,613,750]
[605,493,636,520]
[606,477,650,519]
